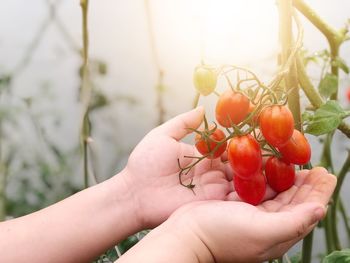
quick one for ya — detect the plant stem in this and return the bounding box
[315,132,335,253]
[296,54,350,138]
[292,0,343,50]
[295,55,323,108]
[302,230,314,263]
[293,0,345,99]
[278,0,302,131]
[156,71,165,125]
[80,0,91,188]
[338,122,350,139]
[319,132,335,174]
[193,92,200,109]
[324,212,335,253]
[0,122,7,221]
[339,198,350,242]
[0,164,6,221]
[0,174,5,221]
[144,0,166,125]
[83,138,89,188]
[330,150,350,250]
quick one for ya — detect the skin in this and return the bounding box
[118,168,336,263]
[0,107,337,263]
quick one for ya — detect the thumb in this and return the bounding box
[263,202,325,244]
[153,106,205,140]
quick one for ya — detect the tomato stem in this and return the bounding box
[213,90,221,97]
[193,92,200,108]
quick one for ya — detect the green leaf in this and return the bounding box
[302,111,313,122]
[323,249,350,263]
[289,252,301,263]
[305,100,347,136]
[118,235,140,254]
[318,73,338,99]
[332,57,349,74]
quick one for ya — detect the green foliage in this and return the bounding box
[289,252,301,263]
[94,247,118,263]
[303,101,350,136]
[318,73,338,99]
[323,249,350,263]
[93,231,149,263]
[332,56,349,74]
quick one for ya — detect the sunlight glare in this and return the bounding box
[197,0,278,65]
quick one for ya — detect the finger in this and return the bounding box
[225,191,240,201]
[294,169,311,187]
[260,202,325,244]
[177,143,197,178]
[259,185,299,212]
[224,162,233,181]
[259,169,312,212]
[194,157,225,176]
[152,107,205,141]
[221,151,228,162]
[266,222,317,259]
[290,167,336,206]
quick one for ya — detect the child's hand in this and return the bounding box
[120,107,232,228]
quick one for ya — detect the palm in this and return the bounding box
[172,167,336,263]
[126,132,230,227]
[124,107,231,227]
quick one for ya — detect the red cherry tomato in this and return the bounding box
[234,171,266,205]
[195,127,227,159]
[228,134,262,178]
[265,156,295,193]
[347,87,350,102]
[277,129,311,165]
[215,90,250,128]
[259,105,294,147]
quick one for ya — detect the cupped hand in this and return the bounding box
[166,167,336,263]
[122,107,232,228]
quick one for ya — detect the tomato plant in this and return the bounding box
[234,171,266,206]
[278,129,311,165]
[259,105,294,147]
[265,156,295,193]
[215,90,250,127]
[195,127,227,159]
[228,134,262,179]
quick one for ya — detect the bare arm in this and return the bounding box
[0,170,142,263]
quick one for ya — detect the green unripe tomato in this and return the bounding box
[193,65,217,96]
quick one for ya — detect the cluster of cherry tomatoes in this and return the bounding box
[190,65,311,205]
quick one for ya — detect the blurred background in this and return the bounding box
[0,0,349,261]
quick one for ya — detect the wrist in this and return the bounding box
[118,216,214,263]
[106,169,144,240]
[160,210,215,263]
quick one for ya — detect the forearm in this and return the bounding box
[116,218,213,263]
[0,170,141,263]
